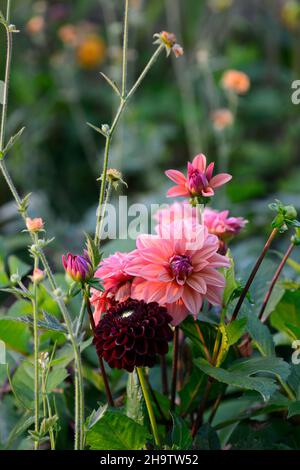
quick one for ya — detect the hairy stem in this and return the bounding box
[0,3,84,449]
[230,228,278,322]
[32,239,40,450]
[137,367,161,447]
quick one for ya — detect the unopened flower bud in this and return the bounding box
[30,268,45,284]
[10,273,21,284]
[62,251,93,283]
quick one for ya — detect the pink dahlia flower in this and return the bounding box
[90,252,135,325]
[165,154,232,199]
[204,208,247,240]
[125,220,230,326]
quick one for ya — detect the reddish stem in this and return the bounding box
[230,227,278,322]
[84,292,114,407]
[259,243,294,322]
[170,326,179,411]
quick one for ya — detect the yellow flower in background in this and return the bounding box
[208,0,233,12]
[281,1,300,31]
[77,35,106,69]
[221,69,250,95]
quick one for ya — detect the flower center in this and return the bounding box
[188,168,208,195]
[170,255,193,284]
[121,310,135,319]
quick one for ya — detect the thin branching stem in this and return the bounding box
[137,367,161,447]
[259,243,294,322]
[230,227,278,322]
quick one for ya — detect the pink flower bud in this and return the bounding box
[26,217,44,232]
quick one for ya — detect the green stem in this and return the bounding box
[94,45,163,247]
[38,250,85,450]
[0,7,12,152]
[121,0,129,99]
[136,367,161,447]
[32,240,40,450]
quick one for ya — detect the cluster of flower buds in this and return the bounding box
[153,31,183,58]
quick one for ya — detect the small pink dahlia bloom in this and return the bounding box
[165,154,232,199]
[90,252,134,325]
[125,220,230,326]
[204,208,248,241]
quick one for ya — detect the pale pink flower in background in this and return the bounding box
[165,154,232,199]
[204,208,248,240]
[90,252,135,325]
[154,201,198,227]
[126,220,230,325]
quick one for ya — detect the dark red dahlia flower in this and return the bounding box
[93,299,173,372]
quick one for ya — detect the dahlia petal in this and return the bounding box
[165,282,184,303]
[165,169,187,185]
[205,286,223,305]
[206,162,215,180]
[201,187,215,197]
[192,154,207,172]
[207,253,231,268]
[167,185,189,198]
[182,285,203,316]
[210,173,232,188]
[186,274,207,294]
[200,267,226,287]
[166,300,189,326]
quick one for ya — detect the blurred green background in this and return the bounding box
[1,0,300,264]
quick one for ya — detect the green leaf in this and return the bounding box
[86,406,150,450]
[8,255,31,278]
[270,290,300,341]
[16,311,68,334]
[287,401,300,419]
[85,232,102,269]
[240,309,275,356]
[1,127,25,159]
[126,371,145,426]
[195,357,290,401]
[222,251,238,306]
[0,316,31,354]
[193,423,221,450]
[170,413,192,450]
[225,318,248,346]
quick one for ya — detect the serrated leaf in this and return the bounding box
[270,290,300,341]
[126,371,145,426]
[16,312,67,334]
[86,406,150,450]
[195,357,290,401]
[222,250,238,306]
[226,318,248,346]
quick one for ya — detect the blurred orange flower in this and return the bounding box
[221,69,250,95]
[77,35,106,69]
[58,24,78,46]
[26,16,45,35]
[211,108,234,131]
